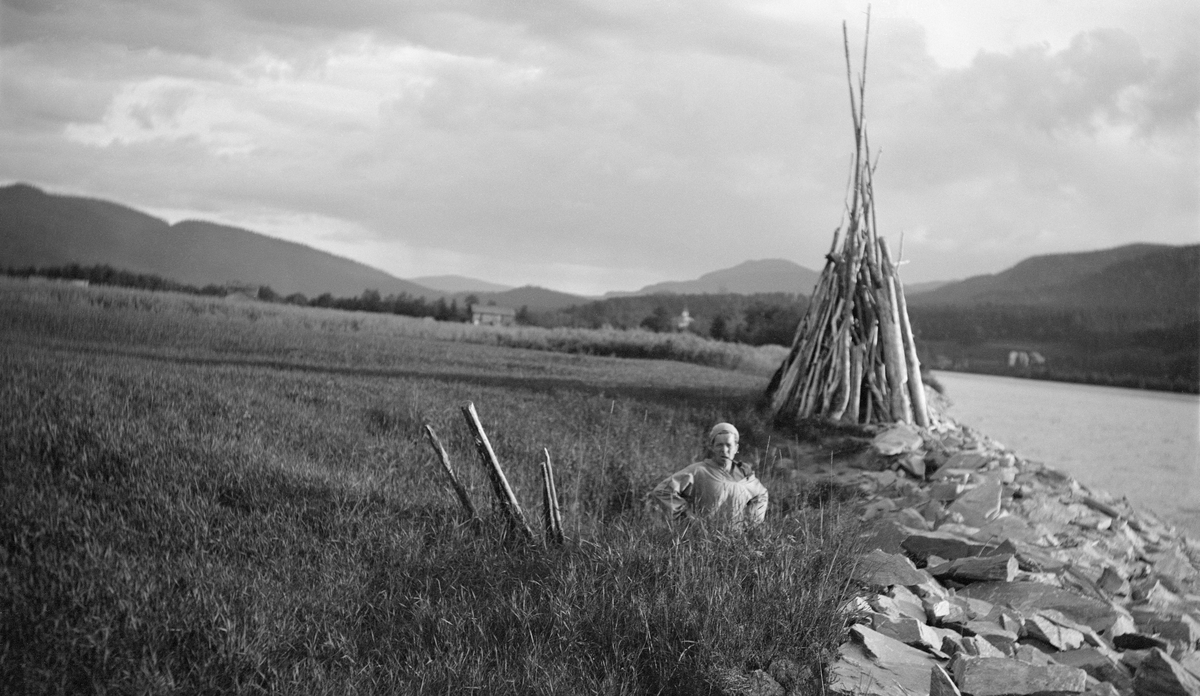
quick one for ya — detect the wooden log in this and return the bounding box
[872,362,888,422]
[540,458,556,543]
[772,261,849,412]
[422,424,478,522]
[875,238,910,422]
[829,330,853,421]
[885,272,913,422]
[843,345,864,424]
[543,448,564,544]
[460,402,534,540]
[880,244,930,427]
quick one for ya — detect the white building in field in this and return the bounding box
[1007,350,1046,368]
[472,305,516,326]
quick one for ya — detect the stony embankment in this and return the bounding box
[796,415,1200,696]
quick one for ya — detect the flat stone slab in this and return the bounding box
[831,625,944,696]
[960,635,1007,659]
[947,481,1004,527]
[1050,648,1133,692]
[964,620,1019,654]
[973,516,1043,546]
[958,582,1119,633]
[855,549,935,588]
[1132,648,1200,696]
[1135,611,1200,646]
[902,531,1017,563]
[952,656,1088,696]
[942,452,993,472]
[887,585,929,622]
[872,424,925,456]
[1025,614,1086,651]
[872,614,943,652]
[930,664,963,696]
[930,554,1019,583]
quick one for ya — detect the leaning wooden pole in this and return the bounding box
[460,402,534,540]
[422,424,479,522]
[880,243,930,427]
[540,448,565,545]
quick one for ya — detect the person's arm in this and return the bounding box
[744,476,769,526]
[648,465,698,521]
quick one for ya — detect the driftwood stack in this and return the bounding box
[766,18,929,428]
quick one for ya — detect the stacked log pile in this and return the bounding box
[766,21,929,428]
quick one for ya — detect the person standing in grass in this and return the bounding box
[647,422,769,527]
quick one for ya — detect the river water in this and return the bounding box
[932,371,1200,538]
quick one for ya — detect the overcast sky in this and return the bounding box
[2,0,1197,295]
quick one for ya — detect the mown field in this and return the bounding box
[1,279,862,695]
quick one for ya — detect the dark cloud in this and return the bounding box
[1139,45,1200,134]
[0,0,1195,291]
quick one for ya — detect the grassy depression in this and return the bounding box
[1,280,860,695]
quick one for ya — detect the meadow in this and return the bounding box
[1,279,862,695]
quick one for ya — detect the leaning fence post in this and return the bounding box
[422,424,478,523]
[541,448,565,544]
[460,402,534,540]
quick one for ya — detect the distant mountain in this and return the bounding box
[908,243,1199,314]
[470,285,591,311]
[411,274,513,294]
[617,259,820,297]
[0,183,442,299]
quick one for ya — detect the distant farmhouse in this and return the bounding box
[472,304,516,327]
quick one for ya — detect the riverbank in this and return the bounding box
[786,410,1200,696]
[933,370,1200,539]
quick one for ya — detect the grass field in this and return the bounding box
[1,279,862,695]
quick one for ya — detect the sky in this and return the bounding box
[1,0,1197,296]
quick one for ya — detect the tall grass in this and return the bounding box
[1,281,861,694]
[0,277,789,376]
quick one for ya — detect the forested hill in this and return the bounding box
[909,243,1199,318]
[904,243,1199,392]
[0,183,441,299]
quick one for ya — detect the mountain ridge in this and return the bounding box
[411,274,514,294]
[908,242,1199,315]
[0,183,443,299]
[610,258,820,297]
[4,183,1194,318]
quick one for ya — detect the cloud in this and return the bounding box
[937,29,1179,136]
[0,0,1196,293]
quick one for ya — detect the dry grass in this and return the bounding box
[1,280,861,694]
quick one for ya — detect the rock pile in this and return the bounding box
[796,416,1200,696]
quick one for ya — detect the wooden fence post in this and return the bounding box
[460,402,534,541]
[422,424,478,523]
[541,448,564,544]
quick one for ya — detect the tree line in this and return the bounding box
[8,263,1194,391]
[3,263,473,322]
[522,292,810,346]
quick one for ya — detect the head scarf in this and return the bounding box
[708,422,739,444]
